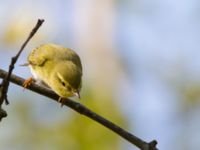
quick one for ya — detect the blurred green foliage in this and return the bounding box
[4,89,126,150]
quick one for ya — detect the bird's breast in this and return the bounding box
[29,65,42,81]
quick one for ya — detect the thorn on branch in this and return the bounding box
[149,140,158,150]
[5,96,9,105]
[0,108,7,121]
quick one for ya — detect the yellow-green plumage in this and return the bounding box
[28,44,82,98]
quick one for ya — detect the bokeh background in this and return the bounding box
[1,0,200,150]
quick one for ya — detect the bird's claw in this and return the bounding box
[23,77,34,90]
[58,97,65,107]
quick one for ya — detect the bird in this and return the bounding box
[23,44,82,102]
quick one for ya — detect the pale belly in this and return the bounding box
[29,65,49,88]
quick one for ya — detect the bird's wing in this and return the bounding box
[28,44,61,66]
[28,47,47,66]
[28,44,82,71]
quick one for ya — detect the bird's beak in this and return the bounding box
[74,91,81,99]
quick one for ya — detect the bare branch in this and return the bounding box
[0,19,44,120]
[0,68,158,150]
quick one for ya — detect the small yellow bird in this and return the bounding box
[23,44,82,100]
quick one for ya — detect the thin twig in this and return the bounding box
[0,19,44,120]
[0,68,158,150]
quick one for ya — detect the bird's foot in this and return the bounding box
[58,97,65,107]
[23,77,35,90]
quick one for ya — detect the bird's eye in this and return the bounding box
[61,81,66,86]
